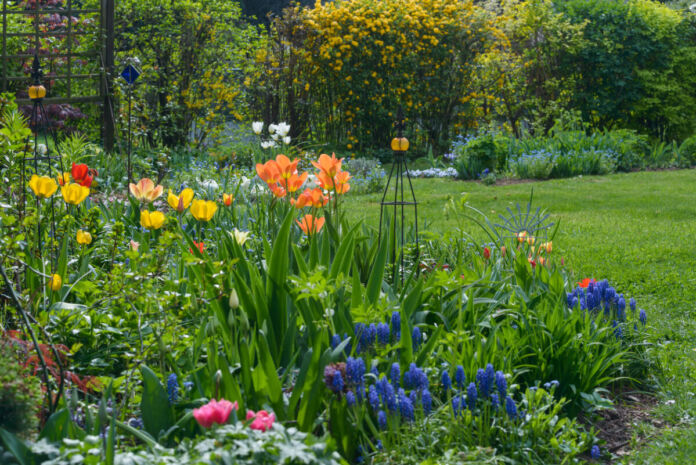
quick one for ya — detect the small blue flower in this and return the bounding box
[451,397,461,417]
[441,370,452,392]
[495,371,507,398]
[591,445,600,459]
[391,311,401,340]
[639,309,647,326]
[376,323,390,345]
[398,389,414,422]
[378,410,387,430]
[505,396,517,419]
[167,373,179,404]
[346,357,366,385]
[385,384,397,412]
[332,371,344,393]
[491,393,499,410]
[390,363,400,387]
[466,382,477,411]
[455,365,465,389]
[422,389,432,415]
[412,327,422,351]
[368,385,380,410]
[630,298,636,312]
[346,390,356,407]
[330,333,341,350]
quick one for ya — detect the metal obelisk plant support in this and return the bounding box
[378,107,419,287]
[18,54,66,416]
[21,54,66,273]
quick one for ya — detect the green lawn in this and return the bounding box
[347,170,696,464]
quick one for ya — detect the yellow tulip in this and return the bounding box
[29,175,58,199]
[140,210,166,230]
[76,229,92,245]
[167,188,194,213]
[56,172,70,186]
[190,199,217,222]
[48,273,62,291]
[61,183,90,205]
[129,178,164,203]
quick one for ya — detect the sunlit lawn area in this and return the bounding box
[348,169,696,463]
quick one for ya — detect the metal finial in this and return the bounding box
[31,54,43,85]
[395,106,405,137]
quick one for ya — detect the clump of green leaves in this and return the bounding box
[0,341,43,436]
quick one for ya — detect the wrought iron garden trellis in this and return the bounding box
[1,0,115,150]
[378,107,419,286]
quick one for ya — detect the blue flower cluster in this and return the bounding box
[331,311,424,355]
[442,364,518,420]
[566,279,647,335]
[409,167,458,178]
[327,357,433,428]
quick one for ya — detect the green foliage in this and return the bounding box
[453,134,505,180]
[0,342,42,436]
[28,423,344,465]
[115,0,265,148]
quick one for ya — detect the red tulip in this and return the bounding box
[483,247,490,260]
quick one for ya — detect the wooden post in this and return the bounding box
[102,0,115,151]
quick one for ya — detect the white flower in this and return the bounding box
[268,123,278,135]
[252,121,264,135]
[200,180,219,191]
[270,133,280,141]
[239,176,250,190]
[305,174,318,189]
[283,136,291,145]
[37,144,47,155]
[229,228,251,246]
[275,122,291,137]
[260,140,277,149]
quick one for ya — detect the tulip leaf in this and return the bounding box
[0,427,31,465]
[350,262,363,311]
[255,336,283,407]
[140,365,174,440]
[40,408,85,442]
[266,211,293,360]
[366,227,389,305]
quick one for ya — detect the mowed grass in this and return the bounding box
[346,169,696,464]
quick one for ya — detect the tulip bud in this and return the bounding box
[214,369,223,400]
[500,246,506,257]
[483,247,490,260]
[229,289,239,309]
[48,273,62,291]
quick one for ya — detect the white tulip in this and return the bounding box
[276,122,291,137]
[283,136,291,145]
[37,143,47,155]
[230,228,251,246]
[260,140,277,149]
[268,123,278,135]
[252,121,264,135]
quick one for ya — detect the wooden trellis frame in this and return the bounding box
[1,0,114,150]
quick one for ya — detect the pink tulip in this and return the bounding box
[246,409,275,432]
[193,399,238,428]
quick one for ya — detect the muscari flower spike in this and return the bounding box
[467,382,477,411]
[505,396,517,419]
[441,370,452,392]
[455,365,465,389]
[167,373,179,404]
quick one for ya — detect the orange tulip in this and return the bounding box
[312,153,343,177]
[223,193,234,206]
[275,154,299,180]
[316,171,336,191]
[292,188,328,209]
[269,184,287,198]
[334,171,351,194]
[255,160,281,186]
[283,172,308,194]
[296,214,325,235]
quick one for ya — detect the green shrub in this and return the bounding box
[454,134,502,180]
[0,340,42,436]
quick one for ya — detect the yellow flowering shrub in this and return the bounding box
[259,0,502,153]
